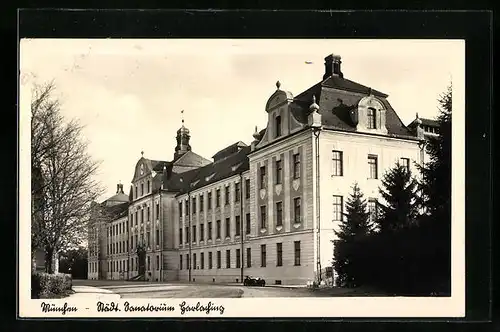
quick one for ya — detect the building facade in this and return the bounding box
[88,53,428,285]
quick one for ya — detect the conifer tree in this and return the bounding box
[333,183,373,287]
[417,83,452,222]
[415,83,452,294]
[376,163,420,233]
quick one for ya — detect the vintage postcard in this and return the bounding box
[19,38,465,318]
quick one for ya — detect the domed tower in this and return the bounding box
[174,111,192,160]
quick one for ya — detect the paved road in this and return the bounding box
[72,280,345,298]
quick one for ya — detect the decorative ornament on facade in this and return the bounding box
[292,179,300,191]
[275,184,282,196]
[259,188,266,200]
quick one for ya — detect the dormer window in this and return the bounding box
[367,107,376,129]
[275,115,282,138]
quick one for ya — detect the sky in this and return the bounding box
[20,39,464,201]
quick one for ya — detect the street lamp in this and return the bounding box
[309,95,323,285]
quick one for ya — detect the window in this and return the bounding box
[246,213,251,234]
[208,222,213,240]
[368,155,378,179]
[147,180,150,193]
[146,232,150,247]
[246,248,252,267]
[156,255,160,270]
[156,203,159,220]
[193,253,197,269]
[261,244,266,267]
[226,250,231,268]
[147,206,150,221]
[275,115,282,137]
[216,220,221,239]
[135,186,138,199]
[135,211,138,225]
[368,199,378,224]
[400,158,410,173]
[276,160,283,184]
[235,183,240,202]
[259,166,267,189]
[192,225,196,242]
[141,208,144,223]
[217,251,221,269]
[141,183,144,196]
[245,179,250,199]
[185,226,189,243]
[236,249,241,268]
[179,202,182,219]
[332,195,343,222]
[200,253,204,269]
[367,107,376,129]
[225,218,230,238]
[200,194,204,212]
[276,202,283,226]
[235,216,241,236]
[294,241,301,266]
[276,243,283,266]
[208,192,212,210]
[208,252,213,269]
[192,197,196,214]
[155,229,159,246]
[186,254,189,270]
[293,153,301,179]
[332,150,343,176]
[147,256,151,270]
[200,223,204,241]
[260,206,267,229]
[185,200,189,215]
[294,197,301,223]
[225,186,230,205]
[179,228,183,245]
[216,189,221,207]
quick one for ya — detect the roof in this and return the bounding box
[173,151,211,167]
[212,141,248,162]
[105,192,129,203]
[98,201,129,221]
[291,77,416,138]
[169,144,251,196]
[408,117,440,129]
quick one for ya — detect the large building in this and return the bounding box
[88,53,429,285]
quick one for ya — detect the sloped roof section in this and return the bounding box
[172,145,251,196]
[291,77,416,138]
[98,201,129,221]
[173,151,211,167]
[408,117,440,129]
[212,141,248,162]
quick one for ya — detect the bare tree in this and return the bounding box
[31,80,104,273]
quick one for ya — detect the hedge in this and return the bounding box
[32,272,73,299]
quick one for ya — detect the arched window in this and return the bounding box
[367,107,376,129]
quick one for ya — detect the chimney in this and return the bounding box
[117,183,124,194]
[323,54,343,80]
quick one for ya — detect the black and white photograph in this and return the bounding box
[19,38,465,317]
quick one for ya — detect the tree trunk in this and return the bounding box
[45,247,54,274]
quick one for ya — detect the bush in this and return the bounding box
[32,272,73,298]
